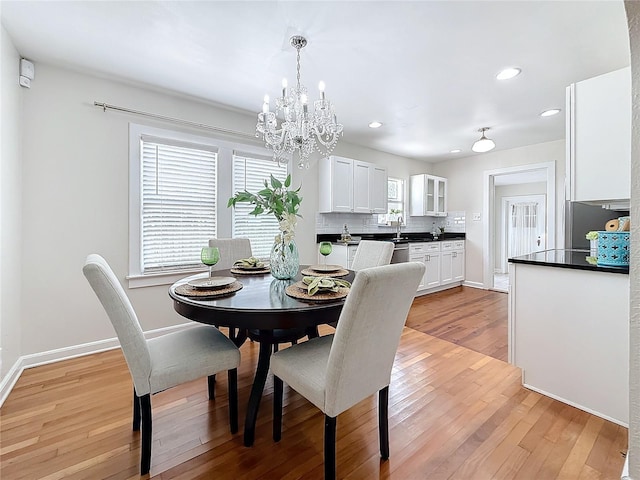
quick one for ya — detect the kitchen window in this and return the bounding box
[232,152,288,258]
[378,177,405,225]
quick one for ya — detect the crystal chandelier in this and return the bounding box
[256,35,343,169]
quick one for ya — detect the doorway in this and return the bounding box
[494,194,547,292]
[483,162,556,291]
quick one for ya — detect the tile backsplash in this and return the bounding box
[316,211,466,235]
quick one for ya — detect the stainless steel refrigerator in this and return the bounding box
[564,201,628,250]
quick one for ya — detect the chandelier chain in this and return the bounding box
[296,48,301,89]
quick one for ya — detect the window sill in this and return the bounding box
[127,268,205,289]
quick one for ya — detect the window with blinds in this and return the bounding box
[140,135,217,273]
[232,153,288,258]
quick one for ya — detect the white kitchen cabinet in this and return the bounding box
[410,243,441,291]
[441,240,465,285]
[319,156,353,212]
[318,243,358,269]
[424,253,441,289]
[319,156,387,214]
[566,67,631,203]
[410,174,447,216]
[370,164,388,213]
[409,253,426,290]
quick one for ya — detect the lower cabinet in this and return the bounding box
[424,251,441,289]
[318,243,358,269]
[440,240,465,285]
[411,241,465,294]
[317,240,464,295]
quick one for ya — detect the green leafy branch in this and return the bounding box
[227,174,302,221]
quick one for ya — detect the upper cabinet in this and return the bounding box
[409,174,447,216]
[319,156,388,214]
[566,67,631,203]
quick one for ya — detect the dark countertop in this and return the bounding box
[316,232,466,245]
[508,249,629,275]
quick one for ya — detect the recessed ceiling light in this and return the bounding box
[368,121,383,128]
[450,149,462,153]
[540,108,561,117]
[496,67,522,80]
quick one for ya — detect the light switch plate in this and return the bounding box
[472,213,481,221]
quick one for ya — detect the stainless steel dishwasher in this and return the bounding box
[391,244,409,263]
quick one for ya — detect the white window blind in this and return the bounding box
[141,136,218,272]
[232,153,288,258]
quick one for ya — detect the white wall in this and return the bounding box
[11,60,567,362]
[1,25,23,377]
[625,1,640,477]
[431,140,565,286]
[14,62,428,361]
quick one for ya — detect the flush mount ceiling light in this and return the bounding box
[496,67,522,80]
[540,108,562,117]
[256,35,343,169]
[472,127,496,153]
[368,121,383,128]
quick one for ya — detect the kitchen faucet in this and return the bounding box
[395,216,403,239]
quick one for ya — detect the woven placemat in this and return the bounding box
[175,281,243,298]
[301,268,350,277]
[230,267,270,275]
[285,282,349,302]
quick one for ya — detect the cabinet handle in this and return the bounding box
[453,252,457,258]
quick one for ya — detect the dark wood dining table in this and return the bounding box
[168,266,355,446]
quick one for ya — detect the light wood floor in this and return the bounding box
[407,286,508,361]
[1,288,627,479]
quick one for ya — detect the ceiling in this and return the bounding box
[0,1,631,163]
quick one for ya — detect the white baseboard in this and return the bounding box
[523,382,628,428]
[463,280,485,289]
[0,322,196,408]
[621,454,629,480]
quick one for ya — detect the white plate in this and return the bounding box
[310,264,343,272]
[188,276,236,289]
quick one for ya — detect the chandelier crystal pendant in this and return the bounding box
[256,35,343,169]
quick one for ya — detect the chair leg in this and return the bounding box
[228,369,238,434]
[379,386,390,460]
[140,393,152,475]
[324,415,337,480]
[208,374,216,400]
[273,376,283,442]
[133,388,141,431]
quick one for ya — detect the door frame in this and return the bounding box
[500,194,547,272]
[482,162,556,289]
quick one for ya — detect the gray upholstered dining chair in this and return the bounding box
[209,237,253,270]
[270,262,425,480]
[350,240,394,271]
[82,254,240,475]
[209,237,310,352]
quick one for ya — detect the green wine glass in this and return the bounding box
[201,247,220,278]
[319,242,332,265]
